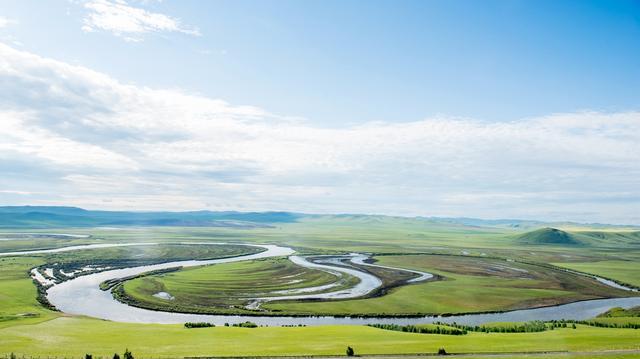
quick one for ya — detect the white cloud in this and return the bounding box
[0,190,33,195]
[0,111,138,170]
[0,42,639,223]
[81,0,200,41]
[0,17,17,28]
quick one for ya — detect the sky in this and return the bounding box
[0,0,639,224]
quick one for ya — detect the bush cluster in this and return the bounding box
[184,322,215,328]
[559,319,640,329]
[224,321,259,328]
[435,320,548,333]
[367,323,466,335]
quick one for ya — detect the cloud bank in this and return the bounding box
[0,43,638,223]
[81,0,201,41]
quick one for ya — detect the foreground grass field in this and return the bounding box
[0,257,55,326]
[2,317,640,357]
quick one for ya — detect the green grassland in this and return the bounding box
[42,243,263,263]
[0,244,262,328]
[0,236,95,252]
[593,317,640,326]
[2,318,640,357]
[457,355,640,359]
[37,243,263,282]
[552,260,640,288]
[0,216,639,357]
[265,254,633,315]
[0,256,55,327]
[120,257,359,314]
[598,306,640,318]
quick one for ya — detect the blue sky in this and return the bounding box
[4,0,640,124]
[0,0,639,223]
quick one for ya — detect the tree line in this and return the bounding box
[436,320,549,333]
[367,323,466,335]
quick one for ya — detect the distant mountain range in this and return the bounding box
[0,206,301,228]
[0,206,637,229]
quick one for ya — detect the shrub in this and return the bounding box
[185,322,215,328]
[232,321,258,328]
[346,346,355,356]
[438,348,447,355]
[367,323,466,335]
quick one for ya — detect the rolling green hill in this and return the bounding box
[515,228,582,246]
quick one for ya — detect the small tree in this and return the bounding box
[346,346,355,356]
[123,349,134,359]
[113,353,121,359]
[437,348,447,355]
[572,323,577,329]
[10,353,16,359]
[85,354,92,359]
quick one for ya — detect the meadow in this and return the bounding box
[121,257,359,314]
[265,254,632,315]
[2,318,640,357]
[1,214,639,357]
[552,260,640,288]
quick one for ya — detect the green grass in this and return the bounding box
[515,228,582,246]
[592,317,640,325]
[0,257,58,328]
[265,254,633,315]
[114,252,631,316]
[598,306,640,318]
[0,237,95,252]
[42,243,263,263]
[1,318,639,357]
[7,243,263,287]
[121,257,358,314]
[455,355,640,359]
[1,221,640,357]
[552,261,640,287]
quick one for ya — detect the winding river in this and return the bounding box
[4,242,640,326]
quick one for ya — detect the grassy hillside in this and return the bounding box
[515,228,582,246]
[598,306,640,318]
